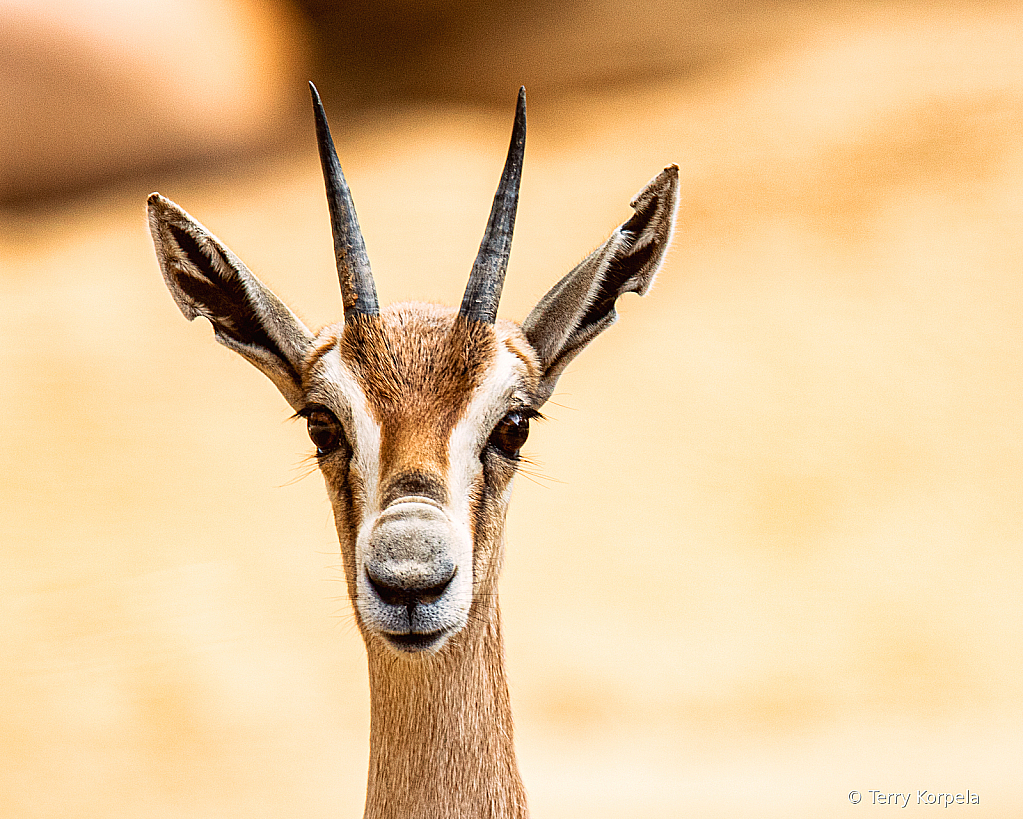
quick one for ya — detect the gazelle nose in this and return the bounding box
[366,565,456,608]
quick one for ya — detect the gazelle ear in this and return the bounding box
[148,193,314,410]
[522,165,679,405]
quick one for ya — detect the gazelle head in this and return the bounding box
[149,84,678,658]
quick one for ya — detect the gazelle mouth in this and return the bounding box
[384,629,449,653]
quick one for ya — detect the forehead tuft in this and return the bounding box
[337,303,497,409]
[302,304,542,426]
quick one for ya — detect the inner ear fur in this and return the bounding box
[148,193,314,409]
[522,165,679,405]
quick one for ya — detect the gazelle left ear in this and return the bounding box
[522,165,679,405]
[148,193,314,410]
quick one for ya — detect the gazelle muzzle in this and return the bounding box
[357,499,474,653]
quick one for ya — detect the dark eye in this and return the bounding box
[488,411,530,458]
[305,407,343,456]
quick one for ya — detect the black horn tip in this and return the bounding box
[459,86,528,324]
[514,87,526,142]
[309,80,380,317]
[309,82,324,117]
[309,82,329,137]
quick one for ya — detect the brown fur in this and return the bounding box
[339,306,496,496]
[363,575,526,819]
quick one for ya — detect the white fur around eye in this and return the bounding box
[446,343,522,529]
[315,344,381,523]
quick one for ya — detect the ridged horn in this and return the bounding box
[309,82,379,319]
[459,86,526,324]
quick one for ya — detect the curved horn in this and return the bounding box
[460,87,526,324]
[310,82,379,319]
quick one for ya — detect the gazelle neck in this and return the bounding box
[363,595,527,819]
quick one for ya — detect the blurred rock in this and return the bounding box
[0,0,309,206]
[298,0,807,106]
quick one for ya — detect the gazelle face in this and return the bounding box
[149,83,678,660]
[302,308,539,653]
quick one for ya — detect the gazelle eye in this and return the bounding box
[488,411,530,458]
[305,407,343,456]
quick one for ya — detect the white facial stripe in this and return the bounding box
[446,342,523,535]
[315,346,381,520]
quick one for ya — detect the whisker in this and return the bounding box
[544,395,578,414]
[515,454,564,487]
[279,453,320,487]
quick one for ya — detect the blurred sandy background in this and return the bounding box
[2,1,1023,816]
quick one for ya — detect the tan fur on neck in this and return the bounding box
[364,600,526,819]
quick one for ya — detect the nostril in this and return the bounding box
[416,569,455,605]
[366,566,456,608]
[367,572,410,607]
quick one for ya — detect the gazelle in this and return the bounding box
[149,83,678,819]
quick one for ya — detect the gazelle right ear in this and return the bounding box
[148,193,314,410]
[522,165,679,405]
